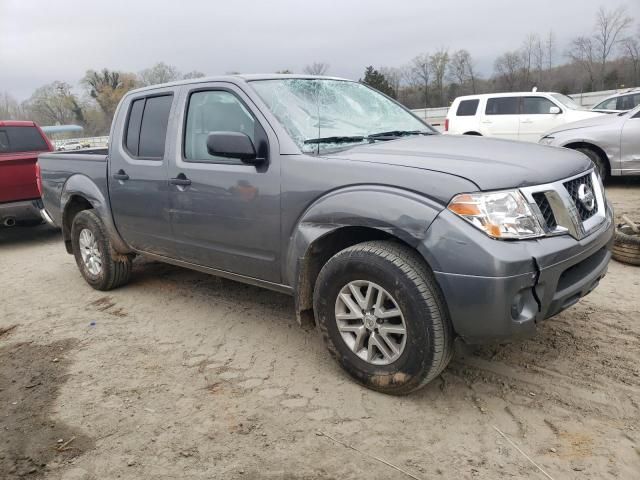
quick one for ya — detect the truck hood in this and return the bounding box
[324,135,592,191]
[543,113,622,136]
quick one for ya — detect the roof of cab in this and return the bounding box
[126,74,353,96]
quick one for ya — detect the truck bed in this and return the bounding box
[38,149,110,227]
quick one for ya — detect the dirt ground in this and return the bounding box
[1,179,639,480]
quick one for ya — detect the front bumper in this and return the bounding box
[0,199,44,226]
[419,205,614,344]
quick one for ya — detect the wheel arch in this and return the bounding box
[463,131,482,136]
[60,174,131,255]
[286,186,444,326]
[563,141,611,176]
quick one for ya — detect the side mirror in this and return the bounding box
[206,132,261,164]
[549,106,561,114]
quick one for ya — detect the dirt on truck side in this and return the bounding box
[1,178,639,479]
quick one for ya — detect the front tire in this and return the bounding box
[71,210,132,290]
[576,147,607,181]
[313,241,454,395]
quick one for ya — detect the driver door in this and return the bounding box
[167,83,282,283]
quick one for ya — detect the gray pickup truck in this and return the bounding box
[39,75,614,394]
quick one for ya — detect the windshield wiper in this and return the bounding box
[367,130,433,140]
[304,136,366,145]
[304,130,433,145]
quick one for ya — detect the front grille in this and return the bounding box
[563,174,597,221]
[532,192,557,230]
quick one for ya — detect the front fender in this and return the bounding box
[558,135,620,172]
[284,185,445,287]
[61,174,131,254]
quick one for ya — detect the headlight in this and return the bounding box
[539,135,555,145]
[447,190,544,240]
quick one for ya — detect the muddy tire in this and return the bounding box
[612,225,640,266]
[313,241,454,395]
[71,210,132,290]
[575,147,607,181]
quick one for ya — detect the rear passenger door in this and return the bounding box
[109,91,176,256]
[480,97,520,139]
[518,96,563,142]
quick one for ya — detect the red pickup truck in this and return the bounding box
[0,121,54,227]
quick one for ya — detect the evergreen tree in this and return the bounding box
[361,66,396,98]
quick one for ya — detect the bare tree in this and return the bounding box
[532,35,546,87]
[182,71,206,80]
[594,6,633,88]
[23,81,82,126]
[622,34,640,86]
[303,62,330,76]
[521,34,538,87]
[0,92,26,120]
[82,69,138,119]
[380,67,403,98]
[408,53,431,108]
[494,51,524,91]
[568,36,597,90]
[448,49,478,94]
[546,30,556,70]
[138,62,181,86]
[429,48,449,106]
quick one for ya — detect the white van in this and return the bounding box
[444,92,603,142]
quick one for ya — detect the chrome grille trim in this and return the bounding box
[520,169,606,240]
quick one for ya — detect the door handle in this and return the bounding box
[112,170,129,181]
[481,120,492,124]
[169,174,192,187]
[521,119,534,124]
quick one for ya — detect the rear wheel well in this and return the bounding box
[62,195,93,253]
[463,131,482,136]
[294,226,418,326]
[564,142,610,176]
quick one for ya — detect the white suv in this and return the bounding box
[445,92,603,142]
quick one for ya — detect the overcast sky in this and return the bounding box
[1,0,638,100]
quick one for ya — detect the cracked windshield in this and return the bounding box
[250,79,433,153]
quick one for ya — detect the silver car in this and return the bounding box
[591,89,640,114]
[540,104,640,179]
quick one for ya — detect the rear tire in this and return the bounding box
[313,241,454,395]
[71,210,132,290]
[575,147,607,181]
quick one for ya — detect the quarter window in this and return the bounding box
[125,99,144,155]
[124,94,173,158]
[485,97,519,115]
[522,97,558,114]
[456,99,479,116]
[184,90,256,163]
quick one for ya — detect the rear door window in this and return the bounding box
[618,94,640,111]
[124,94,173,158]
[0,126,48,153]
[522,97,558,114]
[456,99,479,116]
[485,97,519,115]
